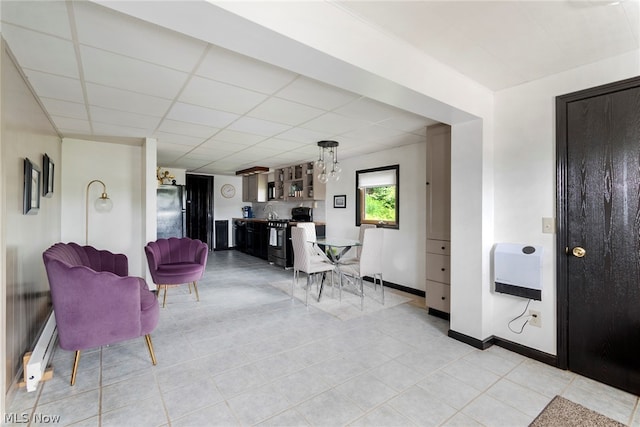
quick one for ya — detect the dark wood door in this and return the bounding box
[557,76,640,394]
[185,174,213,250]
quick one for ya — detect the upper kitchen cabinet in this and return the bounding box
[242,173,268,203]
[274,162,326,201]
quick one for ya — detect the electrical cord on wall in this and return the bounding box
[508,299,533,334]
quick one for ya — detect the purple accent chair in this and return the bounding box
[144,237,208,307]
[42,242,159,386]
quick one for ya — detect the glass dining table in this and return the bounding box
[314,237,361,301]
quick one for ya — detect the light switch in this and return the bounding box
[542,217,555,234]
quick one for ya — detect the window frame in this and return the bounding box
[355,164,399,229]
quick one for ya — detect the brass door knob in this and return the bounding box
[572,247,586,258]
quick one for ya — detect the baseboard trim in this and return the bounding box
[448,329,494,350]
[428,307,450,321]
[363,277,425,297]
[447,330,558,366]
[493,336,557,366]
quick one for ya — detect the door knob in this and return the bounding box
[572,247,586,258]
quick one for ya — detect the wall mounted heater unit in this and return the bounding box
[493,243,543,301]
[20,310,57,392]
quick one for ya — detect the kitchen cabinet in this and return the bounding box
[242,174,268,202]
[425,124,451,316]
[273,162,326,201]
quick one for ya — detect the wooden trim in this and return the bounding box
[555,76,640,371]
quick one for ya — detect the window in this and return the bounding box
[356,165,399,229]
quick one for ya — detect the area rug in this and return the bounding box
[269,279,411,320]
[529,396,626,427]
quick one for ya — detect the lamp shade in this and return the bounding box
[94,195,113,212]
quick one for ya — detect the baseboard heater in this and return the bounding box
[19,310,57,392]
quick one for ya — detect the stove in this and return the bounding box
[266,219,290,228]
[267,219,291,268]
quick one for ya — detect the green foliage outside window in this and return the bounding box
[364,186,396,221]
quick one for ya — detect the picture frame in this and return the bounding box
[23,158,40,215]
[333,194,346,208]
[43,153,54,198]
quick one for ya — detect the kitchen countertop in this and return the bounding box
[233,218,326,225]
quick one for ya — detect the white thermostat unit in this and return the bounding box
[493,243,543,301]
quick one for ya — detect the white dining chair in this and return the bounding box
[339,228,384,310]
[295,222,332,262]
[291,226,335,306]
[341,224,376,264]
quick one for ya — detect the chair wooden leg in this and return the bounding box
[188,282,192,294]
[70,351,80,386]
[162,285,168,308]
[145,334,157,365]
[192,281,200,301]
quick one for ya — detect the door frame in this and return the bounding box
[555,75,640,370]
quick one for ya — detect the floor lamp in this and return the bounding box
[85,179,113,245]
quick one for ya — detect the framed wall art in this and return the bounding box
[333,194,346,208]
[43,153,54,198]
[23,158,40,215]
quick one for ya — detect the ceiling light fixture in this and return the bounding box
[315,140,341,184]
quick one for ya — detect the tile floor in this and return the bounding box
[6,250,640,426]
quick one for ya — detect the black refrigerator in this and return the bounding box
[157,185,186,239]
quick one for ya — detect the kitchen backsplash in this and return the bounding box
[253,201,326,222]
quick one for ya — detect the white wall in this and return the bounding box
[326,142,427,290]
[491,50,640,355]
[61,138,145,276]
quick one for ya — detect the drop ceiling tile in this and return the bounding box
[166,103,239,128]
[157,152,182,164]
[227,116,291,137]
[73,1,207,73]
[156,119,220,139]
[1,1,72,39]
[154,132,205,147]
[80,46,188,99]
[200,139,249,152]
[86,83,172,117]
[197,45,297,94]
[252,138,309,152]
[292,144,323,157]
[157,140,196,154]
[179,76,268,114]
[92,122,150,138]
[275,76,359,110]
[247,98,325,126]
[276,127,329,144]
[24,70,84,103]
[211,129,265,145]
[301,112,370,135]
[51,116,90,134]
[271,150,313,163]
[4,25,79,78]
[170,158,212,170]
[90,106,160,131]
[40,98,88,120]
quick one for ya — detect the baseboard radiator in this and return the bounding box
[20,310,57,392]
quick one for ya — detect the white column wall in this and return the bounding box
[61,138,145,276]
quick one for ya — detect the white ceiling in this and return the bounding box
[2,1,638,176]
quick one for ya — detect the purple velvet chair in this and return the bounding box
[144,237,208,307]
[42,242,159,386]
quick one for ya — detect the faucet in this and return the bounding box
[265,204,278,220]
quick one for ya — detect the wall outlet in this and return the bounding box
[529,310,541,327]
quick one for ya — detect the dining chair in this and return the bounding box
[341,224,376,264]
[339,228,385,309]
[291,226,335,306]
[295,222,332,262]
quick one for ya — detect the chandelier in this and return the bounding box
[315,140,342,184]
